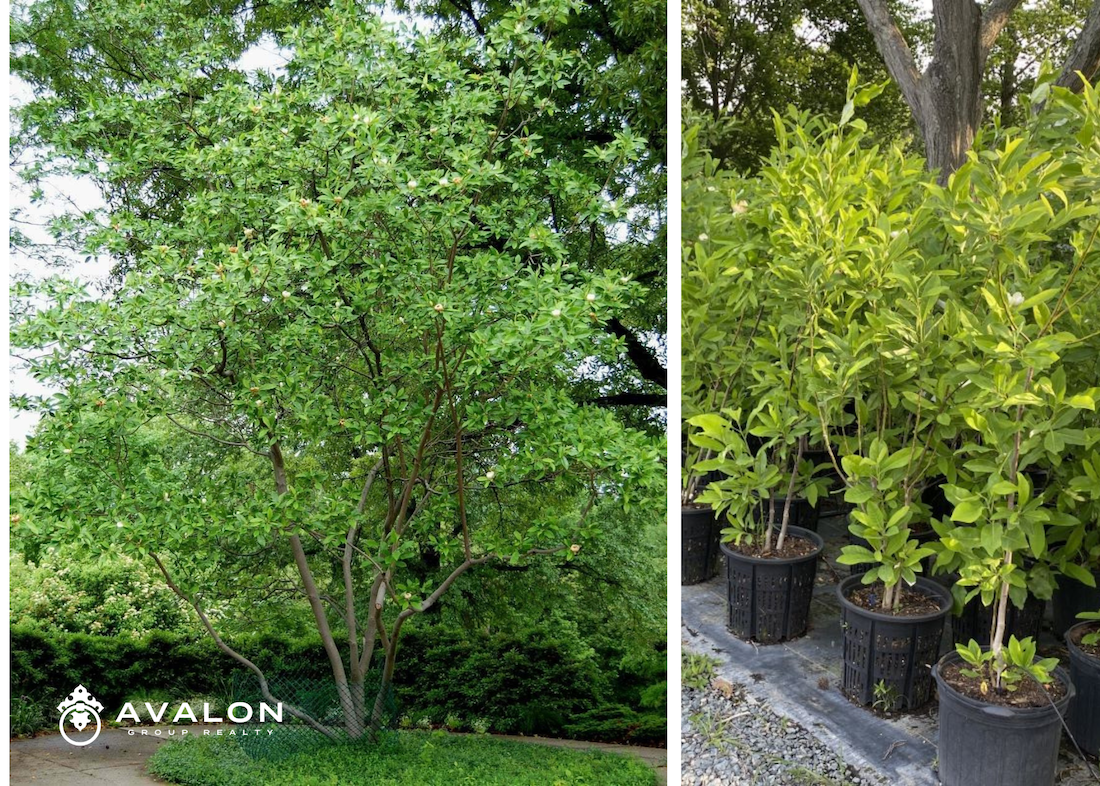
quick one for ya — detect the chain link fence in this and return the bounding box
[229,668,398,761]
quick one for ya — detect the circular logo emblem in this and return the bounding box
[57,685,104,747]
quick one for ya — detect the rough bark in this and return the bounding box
[1056,0,1100,93]
[850,0,1100,181]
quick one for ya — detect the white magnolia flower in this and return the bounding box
[551,308,562,317]
[407,179,418,190]
[698,233,709,242]
[486,470,495,480]
[585,293,596,302]
[1009,291,1025,307]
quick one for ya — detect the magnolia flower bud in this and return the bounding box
[486,470,495,480]
[282,291,291,299]
[585,293,596,302]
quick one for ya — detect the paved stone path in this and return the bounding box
[9,726,667,785]
[9,726,193,785]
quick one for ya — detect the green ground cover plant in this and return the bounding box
[146,730,656,786]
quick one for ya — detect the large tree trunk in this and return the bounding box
[856,0,1100,182]
[920,0,985,179]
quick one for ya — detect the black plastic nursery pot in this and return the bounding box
[951,590,1044,647]
[837,575,951,711]
[682,506,723,586]
[1066,621,1100,757]
[932,651,1074,786]
[752,496,820,533]
[1053,568,1100,637]
[721,526,824,644]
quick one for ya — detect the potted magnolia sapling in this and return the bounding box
[833,441,952,710]
[932,382,1085,786]
[1066,609,1100,756]
[927,97,1100,786]
[691,401,830,644]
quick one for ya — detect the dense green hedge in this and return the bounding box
[11,623,665,745]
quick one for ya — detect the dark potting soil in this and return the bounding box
[727,534,818,560]
[1070,622,1100,659]
[846,582,943,617]
[939,662,1068,709]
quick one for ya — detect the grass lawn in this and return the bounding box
[146,729,657,786]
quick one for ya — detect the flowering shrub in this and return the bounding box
[10,552,190,638]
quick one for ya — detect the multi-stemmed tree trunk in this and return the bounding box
[856,0,1100,180]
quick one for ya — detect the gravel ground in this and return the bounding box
[681,678,890,786]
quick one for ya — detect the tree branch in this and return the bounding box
[150,552,336,739]
[270,443,351,690]
[854,0,925,111]
[980,0,1026,58]
[588,391,666,408]
[603,318,666,389]
[1056,0,1100,92]
[345,459,383,682]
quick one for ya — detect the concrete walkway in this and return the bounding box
[9,726,189,785]
[9,726,667,785]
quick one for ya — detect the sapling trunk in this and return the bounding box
[881,580,897,612]
[774,439,805,553]
[764,495,777,553]
[990,552,1013,689]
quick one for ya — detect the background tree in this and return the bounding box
[11,0,663,740]
[981,0,1083,128]
[855,0,1100,179]
[681,0,916,171]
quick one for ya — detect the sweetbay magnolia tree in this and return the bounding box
[11,0,662,738]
